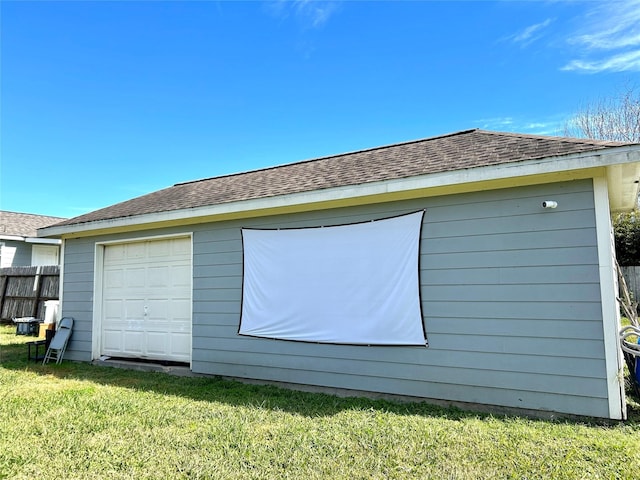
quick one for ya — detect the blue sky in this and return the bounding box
[1,0,639,219]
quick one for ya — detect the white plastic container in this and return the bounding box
[44,300,59,324]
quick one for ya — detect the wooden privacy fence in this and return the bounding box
[0,266,60,322]
[621,266,640,306]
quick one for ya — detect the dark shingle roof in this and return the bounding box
[54,129,633,227]
[1,211,67,237]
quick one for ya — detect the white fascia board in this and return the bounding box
[40,145,640,238]
[25,237,62,245]
[0,235,26,242]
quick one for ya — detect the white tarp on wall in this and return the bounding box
[239,211,426,345]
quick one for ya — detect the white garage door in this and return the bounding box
[101,237,192,363]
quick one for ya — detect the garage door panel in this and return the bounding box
[170,333,191,358]
[171,238,191,256]
[104,299,124,320]
[125,267,146,288]
[123,299,145,319]
[170,299,191,320]
[104,269,124,289]
[103,330,122,352]
[146,332,168,356]
[148,240,171,257]
[146,299,169,318]
[104,244,126,262]
[124,331,144,354]
[101,237,192,363]
[126,243,146,259]
[148,266,171,288]
[171,265,191,286]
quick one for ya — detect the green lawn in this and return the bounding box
[1,325,640,480]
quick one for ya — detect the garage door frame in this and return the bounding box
[92,233,193,365]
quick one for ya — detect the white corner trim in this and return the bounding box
[58,239,65,323]
[92,241,104,361]
[593,177,626,420]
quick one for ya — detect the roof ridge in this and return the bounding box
[0,210,66,220]
[174,129,481,187]
[475,129,633,146]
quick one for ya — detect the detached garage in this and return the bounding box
[39,129,640,420]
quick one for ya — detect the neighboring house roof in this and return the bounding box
[41,129,640,236]
[0,211,66,239]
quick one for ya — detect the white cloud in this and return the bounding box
[476,117,514,129]
[563,0,640,73]
[562,49,640,73]
[511,18,554,46]
[573,32,640,51]
[475,116,565,136]
[568,0,640,50]
[297,0,336,28]
[267,0,339,29]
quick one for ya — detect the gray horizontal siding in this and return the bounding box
[192,347,606,398]
[59,238,95,361]
[424,265,599,285]
[199,361,607,418]
[60,178,610,417]
[2,240,32,267]
[427,301,602,320]
[423,247,599,269]
[190,178,609,417]
[422,283,602,302]
[191,330,606,377]
[427,317,604,339]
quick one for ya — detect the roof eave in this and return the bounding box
[606,160,640,212]
[25,237,62,245]
[0,235,26,242]
[38,145,640,239]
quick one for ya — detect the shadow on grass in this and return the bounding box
[2,325,639,425]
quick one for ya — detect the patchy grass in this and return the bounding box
[1,324,640,479]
